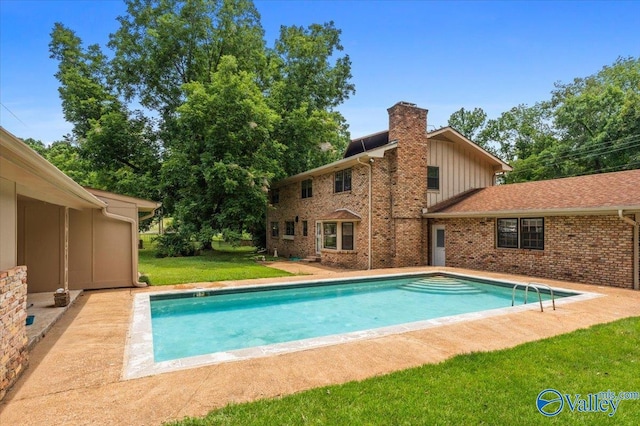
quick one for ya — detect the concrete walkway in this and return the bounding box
[26,290,83,349]
[2,265,640,426]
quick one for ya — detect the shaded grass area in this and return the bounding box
[167,317,640,425]
[138,240,292,286]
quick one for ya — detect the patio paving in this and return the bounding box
[1,264,640,426]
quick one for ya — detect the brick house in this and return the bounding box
[266,101,511,269]
[267,101,640,290]
[424,170,640,289]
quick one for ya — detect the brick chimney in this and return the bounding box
[387,101,429,219]
[385,101,429,267]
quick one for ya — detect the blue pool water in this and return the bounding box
[150,274,573,362]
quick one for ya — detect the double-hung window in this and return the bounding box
[270,188,279,204]
[342,222,354,250]
[520,218,544,250]
[322,221,355,250]
[301,179,312,198]
[285,221,295,237]
[335,168,352,193]
[497,218,544,250]
[270,222,279,238]
[323,222,337,249]
[427,166,440,190]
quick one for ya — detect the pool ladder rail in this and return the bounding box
[511,282,556,312]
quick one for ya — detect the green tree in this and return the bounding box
[448,57,640,183]
[448,107,488,143]
[108,0,266,117]
[163,56,282,248]
[267,21,354,176]
[550,56,640,175]
[49,22,160,199]
[45,139,98,186]
[50,0,355,252]
[22,138,48,156]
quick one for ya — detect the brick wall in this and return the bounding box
[267,162,371,269]
[434,216,636,288]
[267,102,431,269]
[0,265,28,401]
[388,102,429,267]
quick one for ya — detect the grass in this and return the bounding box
[166,316,640,425]
[138,237,293,286]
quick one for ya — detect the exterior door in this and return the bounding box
[432,225,446,266]
[316,222,322,254]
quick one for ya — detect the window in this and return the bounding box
[321,221,355,250]
[497,218,518,248]
[302,220,308,237]
[497,218,544,250]
[427,166,440,190]
[521,218,544,250]
[335,168,352,193]
[270,189,279,204]
[323,222,337,249]
[342,222,354,250]
[285,221,295,236]
[301,179,313,198]
[270,221,279,238]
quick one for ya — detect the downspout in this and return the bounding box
[64,207,69,292]
[357,158,373,270]
[618,210,639,290]
[101,207,151,288]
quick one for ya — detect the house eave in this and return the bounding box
[85,187,161,212]
[422,205,640,218]
[273,142,397,188]
[1,127,106,210]
[428,127,512,172]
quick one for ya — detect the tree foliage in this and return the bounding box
[49,0,355,253]
[108,0,266,117]
[448,57,640,183]
[447,107,487,143]
[163,56,282,247]
[49,22,161,199]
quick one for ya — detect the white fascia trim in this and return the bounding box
[1,127,106,209]
[273,142,396,187]
[422,206,640,218]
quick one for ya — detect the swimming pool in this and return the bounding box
[124,272,597,379]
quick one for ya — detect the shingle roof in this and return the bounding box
[319,209,362,221]
[426,169,640,216]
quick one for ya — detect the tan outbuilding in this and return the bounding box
[1,126,160,399]
[1,126,160,292]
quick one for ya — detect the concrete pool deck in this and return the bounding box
[2,265,640,425]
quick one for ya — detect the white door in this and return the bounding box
[432,225,446,266]
[316,222,322,254]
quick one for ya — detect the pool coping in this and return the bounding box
[123,270,603,380]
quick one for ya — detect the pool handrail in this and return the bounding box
[511,282,556,312]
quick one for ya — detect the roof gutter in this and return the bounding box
[618,210,639,291]
[423,206,640,218]
[274,142,396,187]
[1,127,106,209]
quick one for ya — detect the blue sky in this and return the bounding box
[1,0,639,144]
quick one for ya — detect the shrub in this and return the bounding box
[154,232,199,257]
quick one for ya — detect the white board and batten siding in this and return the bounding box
[427,138,495,207]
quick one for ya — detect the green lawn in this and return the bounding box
[138,240,293,285]
[167,317,640,425]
